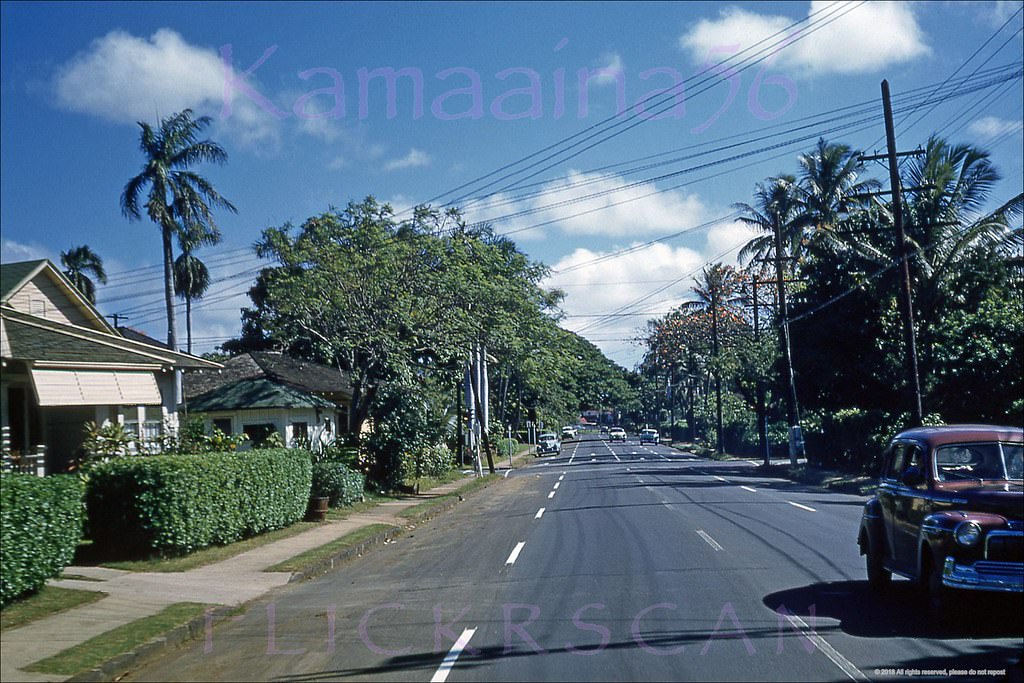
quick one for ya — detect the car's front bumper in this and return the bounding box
[943,556,1024,593]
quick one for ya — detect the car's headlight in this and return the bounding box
[954,520,982,547]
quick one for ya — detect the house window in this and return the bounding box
[243,423,278,448]
[291,422,309,447]
[142,406,163,441]
[212,418,232,435]
[29,298,46,317]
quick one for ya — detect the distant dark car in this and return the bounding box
[858,425,1023,619]
[536,432,561,456]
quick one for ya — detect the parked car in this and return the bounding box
[536,432,561,456]
[609,427,627,442]
[858,424,1023,619]
[640,428,659,445]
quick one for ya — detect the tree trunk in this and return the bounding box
[161,224,178,352]
[185,296,193,354]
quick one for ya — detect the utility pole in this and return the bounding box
[106,313,129,330]
[748,276,770,466]
[860,80,924,426]
[764,237,803,465]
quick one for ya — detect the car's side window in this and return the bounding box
[902,445,925,488]
[883,444,906,481]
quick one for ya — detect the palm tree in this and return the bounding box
[121,109,236,353]
[60,245,107,304]
[173,234,213,354]
[796,138,879,235]
[681,263,745,454]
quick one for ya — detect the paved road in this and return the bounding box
[126,435,1023,682]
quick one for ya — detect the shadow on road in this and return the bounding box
[763,579,1023,640]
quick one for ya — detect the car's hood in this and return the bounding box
[941,481,1024,519]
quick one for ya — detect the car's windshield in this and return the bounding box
[934,442,1023,481]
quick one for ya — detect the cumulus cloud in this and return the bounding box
[466,170,711,240]
[680,1,930,76]
[588,52,625,85]
[53,29,279,147]
[1,239,52,263]
[968,115,1024,140]
[383,148,431,171]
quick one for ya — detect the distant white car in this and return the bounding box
[561,426,577,440]
[640,428,659,445]
[609,427,627,442]
[537,432,561,456]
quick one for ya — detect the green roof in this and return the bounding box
[187,377,338,412]
[1,260,46,301]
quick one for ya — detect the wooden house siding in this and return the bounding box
[6,275,94,329]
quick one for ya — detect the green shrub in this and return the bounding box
[85,449,311,556]
[311,461,365,507]
[497,438,518,458]
[1,474,85,606]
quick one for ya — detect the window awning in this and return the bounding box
[30,369,162,406]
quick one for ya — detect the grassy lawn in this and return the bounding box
[97,494,397,573]
[1,585,107,631]
[25,602,207,676]
[264,523,397,573]
[396,474,498,519]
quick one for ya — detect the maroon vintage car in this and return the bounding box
[858,425,1023,618]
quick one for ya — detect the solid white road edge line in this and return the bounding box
[535,507,545,519]
[782,613,868,681]
[788,501,817,512]
[430,627,478,683]
[696,529,724,552]
[505,541,526,565]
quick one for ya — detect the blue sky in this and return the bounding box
[2,1,1022,368]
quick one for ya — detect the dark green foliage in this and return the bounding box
[311,461,365,507]
[1,474,85,605]
[85,449,311,556]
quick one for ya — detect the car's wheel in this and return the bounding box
[865,540,891,590]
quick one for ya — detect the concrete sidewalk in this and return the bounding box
[0,455,531,683]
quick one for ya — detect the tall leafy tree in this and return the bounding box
[60,244,106,304]
[121,109,236,352]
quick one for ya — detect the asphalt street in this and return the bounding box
[124,435,1023,682]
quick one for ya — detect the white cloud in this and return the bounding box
[983,1,1024,28]
[968,115,1024,140]
[589,52,625,85]
[383,148,431,171]
[466,170,711,240]
[1,239,53,263]
[53,29,279,147]
[680,1,930,76]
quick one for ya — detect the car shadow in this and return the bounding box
[763,580,1023,639]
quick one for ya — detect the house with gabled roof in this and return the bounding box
[1,259,221,472]
[183,351,353,449]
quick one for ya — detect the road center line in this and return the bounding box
[558,474,564,481]
[568,453,575,464]
[696,529,724,552]
[714,475,729,483]
[505,541,526,565]
[782,613,867,681]
[787,501,817,512]
[535,507,545,519]
[430,627,477,683]
[740,485,757,493]
[553,482,560,490]
[547,490,555,499]
[613,452,621,462]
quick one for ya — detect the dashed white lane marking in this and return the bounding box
[535,507,545,519]
[788,501,817,512]
[505,541,526,565]
[714,475,729,482]
[431,627,477,683]
[558,474,565,481]
[613,452,621,462]
[548,490,556,499]
[568,453,575,464]
[696,529,724,552]
[639,457,645,461]
[740,485,757,493]
[781,613,867,681]
[553,482,560,490]
[660,455,670,461]
[591,458,596,462]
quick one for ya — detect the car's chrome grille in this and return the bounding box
[985,532,1024,563]
[974,560,1024,575]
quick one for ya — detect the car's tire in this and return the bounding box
[924,555,958,624]
[865,540,891,590]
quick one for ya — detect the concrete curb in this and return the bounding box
[59,473,502,681]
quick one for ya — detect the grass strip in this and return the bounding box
[1,585,107,631]
[264,523,397,573]
[25,602,206,676]
[99,495,394,572]
[396,474,498,520]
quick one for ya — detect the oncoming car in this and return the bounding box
[858,424,1023,619]
[609,427,627,442]
[536,432,561,456]
[561,426,578,441]
[640,428,659,445]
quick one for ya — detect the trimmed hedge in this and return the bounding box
[1,474,85,606]
[311,461,365,507]
[85,449,312,556]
